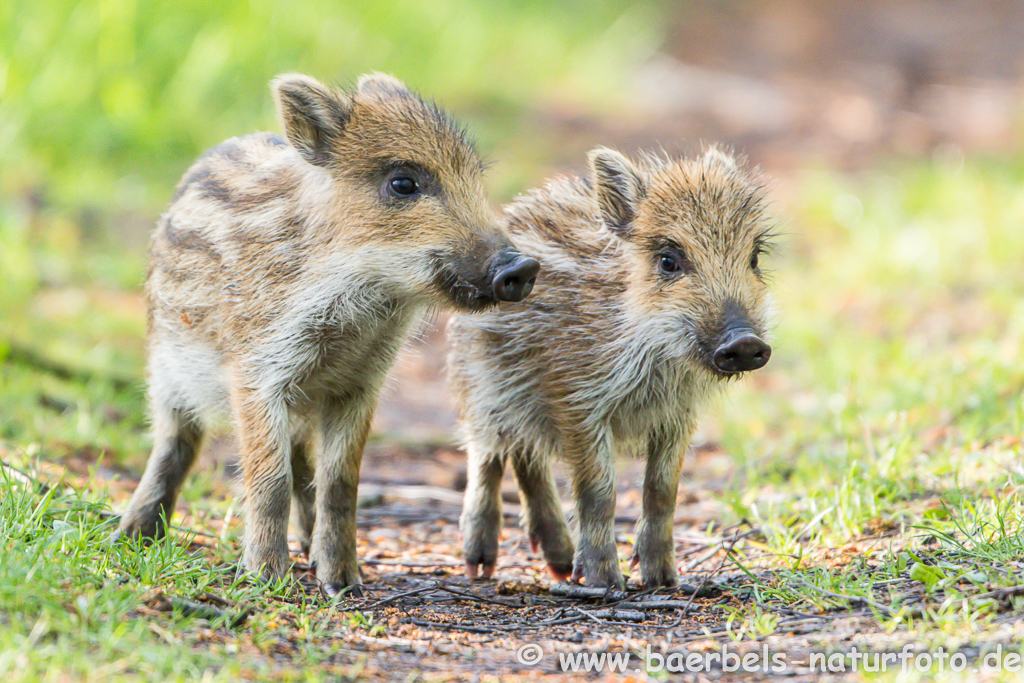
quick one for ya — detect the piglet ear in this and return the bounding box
[703,145,738,170]
[272,73,352,167]
[356,72,411,98]
[588,147,644,237]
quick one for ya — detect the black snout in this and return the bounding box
[713,329,771,374]
[491,255,540,302]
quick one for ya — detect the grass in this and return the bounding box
[4,155,1024,679]
[1,0,661,214]
[0,466,378,681]
[4,1,1024,678]
[0,471,228,681]
[687,157,1024,678]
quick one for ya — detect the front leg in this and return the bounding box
[633,425,691,587]
[310,393,375,597]
[460,441,506,579]
[567,430,624,588]
[230,380,293,580]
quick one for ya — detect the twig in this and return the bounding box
[616,599,701,610]
[148,593,249,628]
[680,527,747,618]
[3,343,135,391]
[408,618,509,634]
[549,583,629,602]
[361,585,437,610]
[971,584,1024,602]
[789,576,894,616]
[362,558,464,568]
[574,607,646,623]
[542,614,586,626]
[680,527,760,571]
[434,583,525,608]
[0,460,52,494]
[195,592,239,609]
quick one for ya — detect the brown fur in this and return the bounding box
[449,147,775,588]
[113,73,532,596]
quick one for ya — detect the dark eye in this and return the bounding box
[388,176,418,197]
[750,252,759,270]
[658,253,682,276]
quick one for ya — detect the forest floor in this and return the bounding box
[5,1,1024,681]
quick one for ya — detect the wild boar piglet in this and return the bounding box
[450,146,774,588]
[112,73,539,596]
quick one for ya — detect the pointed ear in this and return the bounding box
[588,147,643,237]
[272,74,352,167]
[356,72,411,98]
[703,145,737,170]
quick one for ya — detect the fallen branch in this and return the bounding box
[361,585,436,610]
[434,583,525,608]
[1,459,52,495]
[408,618,510,634]
[3,343,135,391]
[616,599,701,610]
[549,583,629,602]
[680,527,760,571]
[146,592,249,628]
[575,607,646,623]
[789,576,894,616]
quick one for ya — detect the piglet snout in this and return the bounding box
[490,253,540,302]
[713,328,771,373]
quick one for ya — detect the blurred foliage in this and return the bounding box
[0,0,661,214]
[0,0,662,466]
[718,156,1024,512]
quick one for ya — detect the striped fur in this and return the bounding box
[114,73,523,596]
[449,147,776,588]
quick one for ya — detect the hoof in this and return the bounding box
[465,561,495,580]
[322,582,362,599]
[546,562,573,582]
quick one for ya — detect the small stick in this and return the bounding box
[434,583,524,608]
[361,585,436,610]
[149,594,249,628]
[549,583,629,602]
[616,599,698,610]
[408,618,509,634]
[680,527,748,617]
[789,576,894,615]
[680,527,760,571]
[362,558,464,568]
[576,607,646,623]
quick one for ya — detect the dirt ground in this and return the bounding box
[16,1,1024,680]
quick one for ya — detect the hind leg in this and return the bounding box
[509,451,574,580]
[291,437,316,557]
[460,441,506,579]
[112,403,203,542]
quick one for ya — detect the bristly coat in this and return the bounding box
[449,146,775,588]
[113,73,538,597]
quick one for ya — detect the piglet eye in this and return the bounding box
[750,253,759,270]
[658,253,682,276]
[388,176,418,197]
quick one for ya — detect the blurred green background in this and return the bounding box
[0,0,665,462]
[2,0,1024,473]
[1,0,658,220]
[4,3,1024,678]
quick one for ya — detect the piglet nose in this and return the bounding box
[713,330,771,373]
[491,256,540,302]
